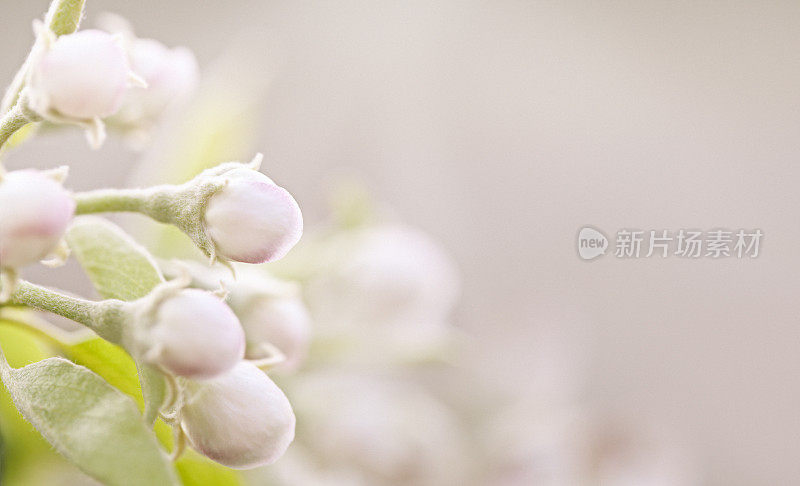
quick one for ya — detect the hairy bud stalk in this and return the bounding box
[72,156,303,264]
[6,279,245,381]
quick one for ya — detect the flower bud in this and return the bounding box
[112,38,199,126]
[145,289,245,379]
[0,170,75,268]
[307,224,459,329]
[236,290,311,371]
[293,374,466,483]
[30,29,132,120]
[180,361,295,469]
[204,168,303,264]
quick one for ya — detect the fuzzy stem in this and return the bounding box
[7,280,126,344]
[45,0,87,36]
[73,187,155,215]
[0,104,32,152]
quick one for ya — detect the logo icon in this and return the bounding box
[577,226,608,260]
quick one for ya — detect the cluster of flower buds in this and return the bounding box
[127,281,296,468]
[85,276,296,467]
[17,16,198,149]
[25,28,144,147]
[0,169,74,275]
[159,261,312,372]
[0,5,300,474]
[99,14,199,138]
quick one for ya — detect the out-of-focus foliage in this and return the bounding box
[0,354,179,485]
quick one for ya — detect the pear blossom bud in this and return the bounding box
[113,38,198,126]
[236,292,312,371]
[293,374,466,483]
[30,30,131,119]
[145,289,245,379]
[180,361,295,469]
[204,168,303,263]
[0,170,75,268]
[307,224,459,330]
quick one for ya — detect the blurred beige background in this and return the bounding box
[2,1,800,484]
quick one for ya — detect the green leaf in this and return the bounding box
[137,363,168,426]
[154,421,243,486]
[0,323,56,484]
[45,0,86,36]
[67,217,169,426]
[0,353,178,485]
[176,452,244,486]
[65,338,141,405]
[67,216,165,301]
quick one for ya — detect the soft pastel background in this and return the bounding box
[2,1,799,484]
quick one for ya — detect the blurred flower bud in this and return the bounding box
[303,224,458,365]
[142,288,244,379]
[112,37,198,127]
[0,170,75,269]
[227,272,311,371]
[29,30,133,120]
[238,294,311,371]
[307,224,458,330]
[293,373,467,484]
[204,167,303,264]
[180,361,295,469]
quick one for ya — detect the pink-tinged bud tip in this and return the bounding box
[31,30,131,119]
[116,38,199,123]
[238,295,312,371]
[148,289,245,380]
[180,361,295,468]
[0,170,75,268]
[204,169,303,264]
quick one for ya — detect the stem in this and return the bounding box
[7,280,126,344]
[45,0,87,36]
[73,188,154,215]
[73,186,184,230]
[0,104,32,152]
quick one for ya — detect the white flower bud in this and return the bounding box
[145,289,245,380]
[236,289,311,372]
[0,170,75,269]
[307,224,459,330]
[30,30,133,120]
[180,361,295,469]
[113,37,199,126]
[293,374,466,484]
[204,168,303,264]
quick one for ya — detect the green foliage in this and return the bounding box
[67,216,171,425]
[45,0,86,36]
[66,216,242,484]
[65,338,141,405]
[67,216,165,301]
[0,323,54,485]
[0,353,179,485]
